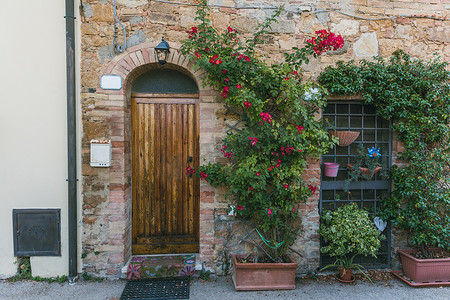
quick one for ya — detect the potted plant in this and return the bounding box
[318,50,450,285]
[181,0,344,290]
[344,143,382,190]
[319,203,385,282]
[382,147,450,285]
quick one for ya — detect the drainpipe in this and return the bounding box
[65,0,77,283]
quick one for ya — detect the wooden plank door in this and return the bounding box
[131,93,199,254]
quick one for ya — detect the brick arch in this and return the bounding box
[86,41,221,277]
[100,42,208,95]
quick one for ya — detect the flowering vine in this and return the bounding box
[181,0,342,262]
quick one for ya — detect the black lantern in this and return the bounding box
[154,37,170,66]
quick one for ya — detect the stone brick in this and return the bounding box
[91,4,114,23]
[330,19,360,36]
[354,32,379,58]
[80,0,449,279]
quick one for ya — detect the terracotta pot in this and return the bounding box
[347,164,382,176]
[328,131,360,147]
[231,254,298,290]
[398,249,450,283]
[338,267,354,281]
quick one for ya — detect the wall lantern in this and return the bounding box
[154,37,170,66]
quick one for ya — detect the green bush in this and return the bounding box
[319,203,383,260]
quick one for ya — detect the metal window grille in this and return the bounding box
[320,102,392,268]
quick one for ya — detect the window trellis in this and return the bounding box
[320,102,392,268]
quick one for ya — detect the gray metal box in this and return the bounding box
[13,209,61,256]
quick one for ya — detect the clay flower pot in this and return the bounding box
[398,249,450,283]
[328,131,360,147]
[231,254,297,290]
[336,267,355,283]
[347,164,382,176]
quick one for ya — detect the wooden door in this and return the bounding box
[131,93,199,254]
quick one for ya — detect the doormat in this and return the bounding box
[127,255,196,280]
[120,277,190,300]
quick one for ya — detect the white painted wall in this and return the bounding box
[0,0,81,278]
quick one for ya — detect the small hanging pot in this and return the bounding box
[324,162,340,177]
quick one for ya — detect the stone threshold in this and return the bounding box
[121,253,202,279]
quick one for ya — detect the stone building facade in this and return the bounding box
[79,0,449,277]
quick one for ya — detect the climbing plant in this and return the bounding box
[181,0,344,262]
[318,50,450,256]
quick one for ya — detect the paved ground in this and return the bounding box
[0,276,449,300]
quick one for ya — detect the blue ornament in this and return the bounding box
[367,147,381,158]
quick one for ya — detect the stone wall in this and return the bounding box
[80,0,449,277]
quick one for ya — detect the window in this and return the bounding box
[320,102,391,268]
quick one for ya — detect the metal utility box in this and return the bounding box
[13,209,61,256]
[90,139,112,167]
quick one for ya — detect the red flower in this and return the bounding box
[285,77,289,81]
[308,185,317,195]
[236,84,242,89]
[284,184,289,189]
[223,86,229,92]
[306,30,344,55]
[204,48,210,52]
[244,101,252,109]
[244,56,250,62]
[195,52,201,58]
[238,54,244,61]
[221,69,228,74]
[296,125,304,134]
[227,26,234,33]
[268,208,272,217]
[186,27,198,37]
[185,166,196,175]
[200,171,208,181]
[248,136,258,146]
[224,78,230,82]
[249,187,253,191]
[237,205,244,210]
[256,172,260,176]
[209,55,219,64]
[292,208,296,213]
[215,59,222,65]
[260,112,273,123]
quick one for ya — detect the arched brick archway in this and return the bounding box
[82,42,223,277]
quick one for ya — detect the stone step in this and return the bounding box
[121,254,201,280]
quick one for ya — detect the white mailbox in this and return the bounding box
[90,140,112,167]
